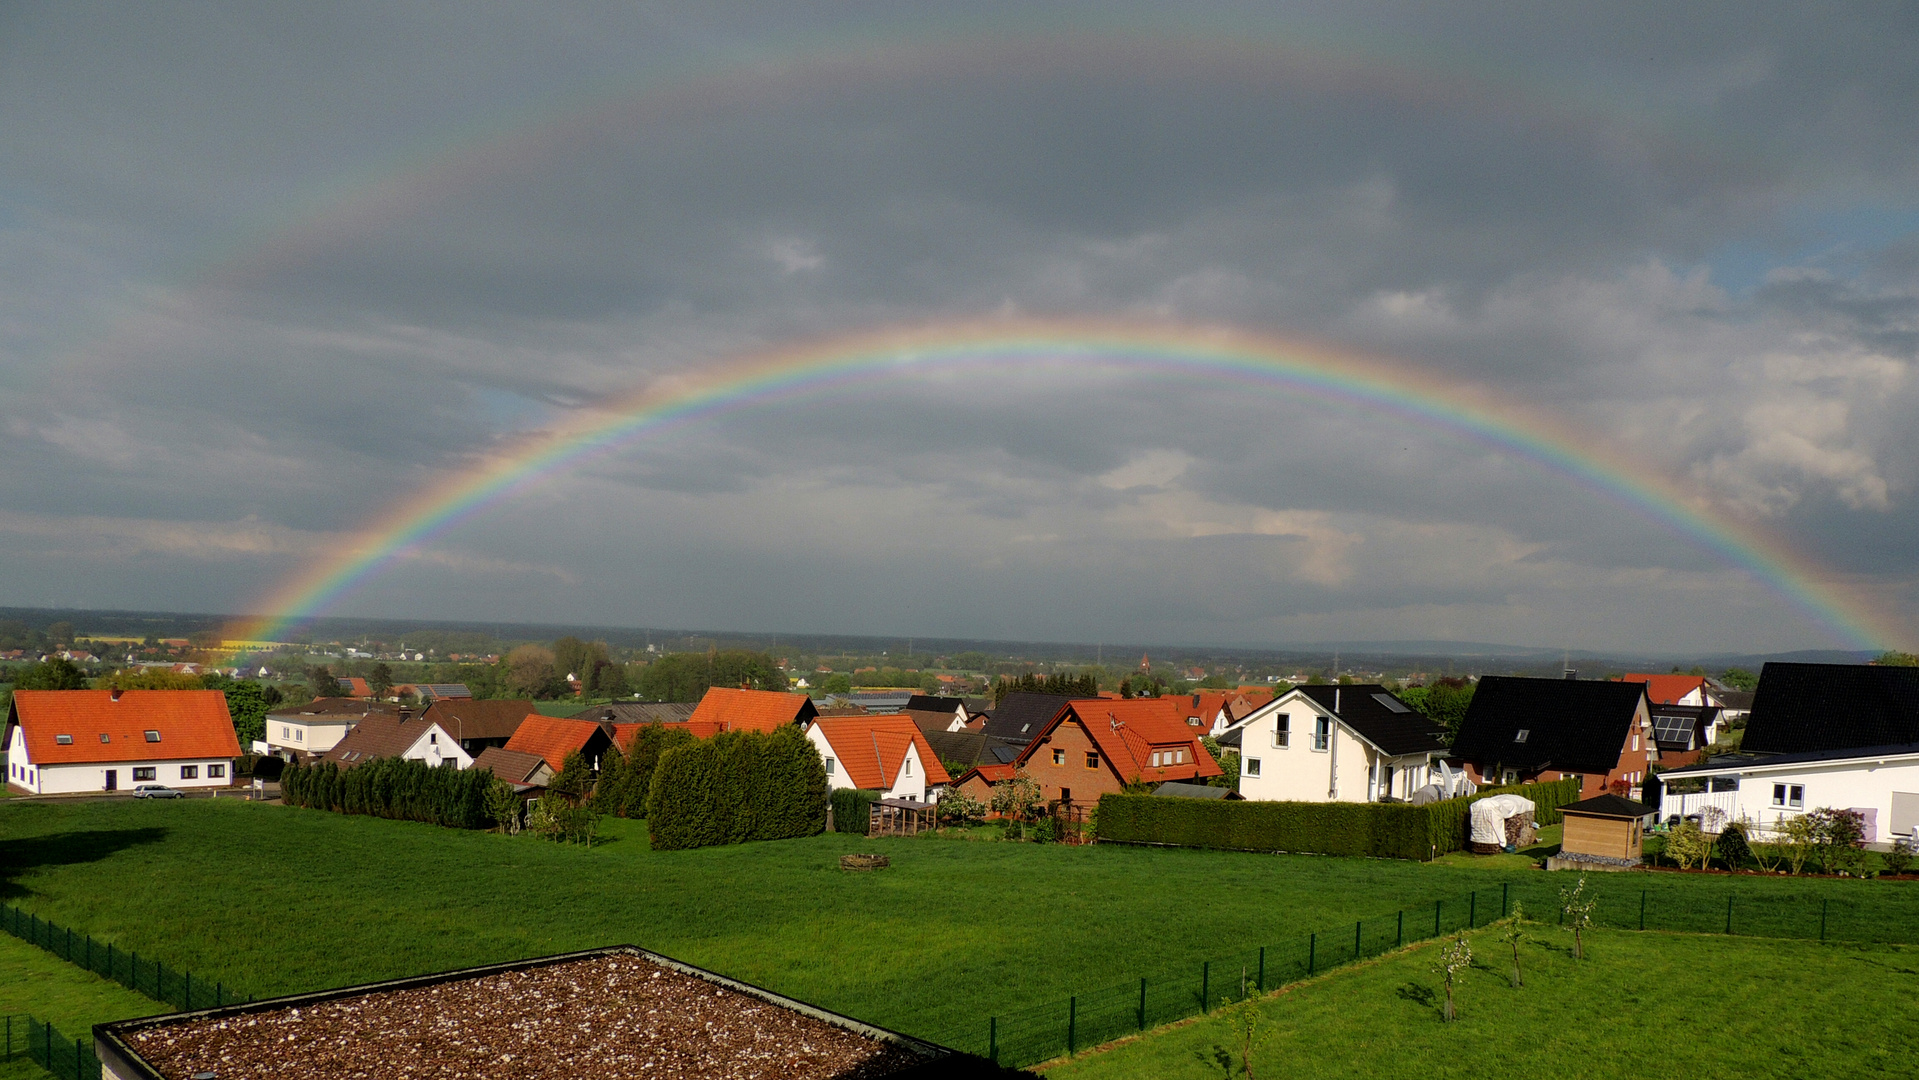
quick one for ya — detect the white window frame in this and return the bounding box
[1312,716,1331,752]
[824,757,835,776]
[1772,783,1804,809]
[1272,714,1290,748]
[1244,757,1262,777]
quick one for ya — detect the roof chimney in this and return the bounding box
[110,688,123,702]
[1564,667,1577,680]
[398,705,412,723]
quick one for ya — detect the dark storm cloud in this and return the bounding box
[1,2,1916,651]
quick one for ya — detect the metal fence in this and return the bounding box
[2,1015,101,1080]
[922,878,1919,1069]
[1,905,248,1013]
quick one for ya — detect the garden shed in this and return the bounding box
[1558,793,1654,861]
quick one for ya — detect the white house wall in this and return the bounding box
[882,740,935,803]
[400,725,473,770]
[265,718,354,758]
[1665,756,1919,844]
[1234,694,1368,804]
[804,725,854,790]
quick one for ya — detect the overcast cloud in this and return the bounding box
[1,2,1915,653]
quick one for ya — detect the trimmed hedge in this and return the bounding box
[1094,775,1584,860]
[644,724,828,851]
[280,757,495,829]
[830,788,883,834]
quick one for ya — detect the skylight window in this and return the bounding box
[55,734,73,744]
[1372,693,1410,714]
[100,733,111,743]
[1513,729,1529,743]
[144,730,161,743]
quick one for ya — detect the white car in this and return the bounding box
[131,784,185,799]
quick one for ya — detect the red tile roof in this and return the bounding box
[471,746,550,785]
[955,763,1017,787]
[1017,698,1222,784]
[687,688,817,734]
[7,690,240,765]
[1621,674,1710,706]
[809,716,952,791]
[503,715,606,772]
[339,677,373,699]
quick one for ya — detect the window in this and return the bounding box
[1632,733,1640,751]
[1709,777,1739,793]
[179,765,198,780]
[904,758,913,777]
[824,757,835,776]
[1085,751,1100,769]
[1272,714,1290,748]
[429,733,437,744]
[1176,748,1185,763]
[1502,770,1519,785]
[1772,783,1804,809]
[1312,716,1331,752]
[144,730,161,743]
[1244,758,1262,777]
[99,733,110,743]
[295,729,303,742]
[1052,749,1066,766]
[282,726,290,738]
[1514,729,1530,744]
[133,767,156,781]
[55,734,73,745]
[208,764,225,778]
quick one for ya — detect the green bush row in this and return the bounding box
[280,757,495,829]
[645,725,829,851]
[1094,776,1583,860]
[590,724,697,818]
[830,787,883,834]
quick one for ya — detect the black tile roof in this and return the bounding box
[1560,794,1655,819]
[1449,676,1646,776]
[1648,704,1720,752]
[1661,741,1919,777]
[903,695,966,714]
[978,693,1073,744]
[1154,781,1242,800]
[589,702,698,725]
[1741,662,1919,755]
[918,727,1027,770]
[1295,684,1450,757]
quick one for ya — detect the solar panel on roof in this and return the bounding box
[1372,693,1409,713]
[1653,714,1696,745]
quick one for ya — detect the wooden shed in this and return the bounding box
[1558,793,1654,861]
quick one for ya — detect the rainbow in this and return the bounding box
[233,317,1898,650]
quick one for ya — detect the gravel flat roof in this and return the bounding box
[117,954,928,1080]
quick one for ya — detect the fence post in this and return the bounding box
[988,1017,997,1064]
[1201,961,1210,1012]
[1138,978,1147,1030]
[186,971,193,1010]
[1068,996,1077,1056]
[1502,882,1509,917]
[1308,933,1316,976]
[1640,890,1647,931]
[1470,891,1477,928]
[1257,947,1265,993]
[1820,899,1828,942]
[1434,899,1442,938]
[1725,895,1734,935]
[1396,909,1404,947]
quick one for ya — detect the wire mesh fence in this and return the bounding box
[2,1015,101,1080]
[922,878,1919,1069]
[1,905,248,1013]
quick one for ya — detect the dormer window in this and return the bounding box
[144,730,161,743]
[55,734,73,745]
[1514,730,1530,744]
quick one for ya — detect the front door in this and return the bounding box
[104,769,117,791]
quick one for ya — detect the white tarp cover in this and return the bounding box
[1470,794,1537,846]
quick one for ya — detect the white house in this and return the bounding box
[1220,684,1449,803]
[263,699,397,760]
[319,710,473,770]
[4,689,242,795]
[804,715,950,803]
[1658,744,1919,844]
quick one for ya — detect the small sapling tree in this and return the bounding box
[1807,807,1868,875]
[1501,904,1527,988]
[1560,875,1595,960]
[1717,819,1753,871]
[1434,933,1472,1021]
[1885,837,1916,876]
[990,769,1043,838]
[1664,821,1710,871]
[485,777,522,834]
[1776,814,1818,875]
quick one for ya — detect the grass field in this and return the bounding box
[3,799,1918,1047]
[0,931,162,1035]
[1045,927,1919,1079]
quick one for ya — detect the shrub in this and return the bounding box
[1884,838,1915,876]
[831,788,883,834]
[1717,820,1752,869]
[1664,821,1711,870]
[1093,775,1581,860]
[934,785,985,826]
[280,757,495,829]
[1806,807,1868,875]
[645,725,828,851]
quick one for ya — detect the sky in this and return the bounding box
[1,2,1915,654]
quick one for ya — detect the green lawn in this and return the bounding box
[1044,927,1919,1079]
[2,799,1917,1047]
[0,932,162,1036]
